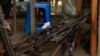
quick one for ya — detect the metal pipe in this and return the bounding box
[16,45,34,55]
[51,44,62,56]
[0,28,15,56]
[14,13,89,55]
[13,0,17,33]
[13,38,29,48]
[0,18,16,56]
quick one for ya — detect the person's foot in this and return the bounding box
[2,19,11,30]
[2,19,13,36]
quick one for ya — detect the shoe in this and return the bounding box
[42,22,51,29]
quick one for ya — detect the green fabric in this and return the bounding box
[16,2,28,7]
[62,0,76,20]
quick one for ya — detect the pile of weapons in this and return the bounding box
[0,12,89,56]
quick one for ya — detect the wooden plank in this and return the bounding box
[76,0,83,15]
[13,0,17,33]
[30,0,35,33]
[90,0,98,56]
[97,0,100,56]
[51,44,62,56]
[76,0,83,46]
[0,42,3,56]
[76,29,81,46]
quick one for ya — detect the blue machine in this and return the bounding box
[25,2,51,32]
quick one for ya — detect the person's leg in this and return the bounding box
[1,0,12,32]
[76,0,83,15]
[1,0,11,19]
[54,0,59,14]
[0,0,8,5]
[62,0,76,23]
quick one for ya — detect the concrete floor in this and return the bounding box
[10,33,90,56]
[73,46,89,56]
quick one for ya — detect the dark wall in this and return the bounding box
[0,0,12,19]
[0,0,8,5]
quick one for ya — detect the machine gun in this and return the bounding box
[0,12,89,56]
[15,12,89,56]
[0,16,15,56]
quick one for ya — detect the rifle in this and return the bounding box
[0,17,16,56]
